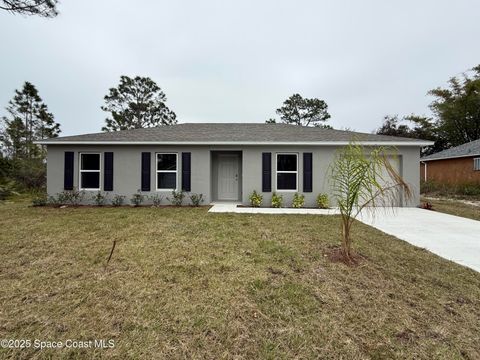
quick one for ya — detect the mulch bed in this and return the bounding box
[32,204,211,209]
[237,205,327,209]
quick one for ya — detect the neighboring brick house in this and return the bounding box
[420,139,480,185]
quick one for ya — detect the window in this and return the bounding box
[156,153,177,190]
[474,158,480,171]
[276,153,298,191]
[79,153,101,190]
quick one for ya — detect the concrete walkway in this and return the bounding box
[209,204,480,272]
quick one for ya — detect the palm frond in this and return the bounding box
[328,142,413,261]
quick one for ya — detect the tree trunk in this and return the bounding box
[341,219,353,263]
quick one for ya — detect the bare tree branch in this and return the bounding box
[0,0,58,17]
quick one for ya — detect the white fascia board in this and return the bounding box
[34,140,435,146]
[420,153,480,162]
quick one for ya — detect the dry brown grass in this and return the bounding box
[422,197,480,221]
[0,200,479,359]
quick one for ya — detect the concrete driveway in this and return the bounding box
[358,208,480,272]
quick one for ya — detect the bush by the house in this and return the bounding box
[56,188,85,206]
[150,194,164,207]
[112,195,126,207]
[292,193,305,208]
[168,190,185,206]
[130,191,145,207]
[93,191,107,206]
[47,195,61,207]
[31,194,48,207]
[271,192,283,208]
[316,193,329,209]
[189,193,204,207]
[249,190,263,207]
[420,202,433,210]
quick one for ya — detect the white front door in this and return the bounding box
[217,154,239,201]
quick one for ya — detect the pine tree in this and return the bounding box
[0,118,25,159]
[276,94,331,127]
[101,76,177,131]
[0,82,61,159]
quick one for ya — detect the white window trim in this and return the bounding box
[275,152,298,192]
[474,157,480,171]
[155,152,178,191]
[79,152,101,191]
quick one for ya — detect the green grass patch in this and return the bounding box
[0,200,479,359]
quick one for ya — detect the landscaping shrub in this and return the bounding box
[130,191,145,207]
[316,193,329,209]
[47,195,61,207]
[112,195,126,207]
[420,202,433,210]
[271,192,283,208]
[189,193,204,207]
[56,188,85,206]
[150,194,164,207]
[168,190,185,206]
[68,189,86,206]
[31,194,48,207]
[249,190,263,207]
[292,193,305,208]
[93,191,107,206]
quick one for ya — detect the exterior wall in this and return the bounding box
[46,144,421,207]
[47,145,212,204]
[241,145,419,207]
[420,156,480,185]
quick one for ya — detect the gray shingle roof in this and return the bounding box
[39,123,432,145]
[421,139,480,161]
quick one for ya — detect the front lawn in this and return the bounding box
[0,201,479,359]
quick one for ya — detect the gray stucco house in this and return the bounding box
[37,123,432,207]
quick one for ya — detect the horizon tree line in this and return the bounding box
[1,64,479,189]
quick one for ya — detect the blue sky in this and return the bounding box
[1,0,479,136]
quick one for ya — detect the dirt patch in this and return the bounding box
[237,205,324,209]
[396,329,419,344]
[324,246,366,266]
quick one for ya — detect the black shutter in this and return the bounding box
[141,152,151,191]
[262,152,272,192]
[182,152,191,191]
[64,151,74,190]
[303,152,313,193]
[104,152,114,191]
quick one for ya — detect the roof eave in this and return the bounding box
[420,153,480,162]
[35,140,434,146]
